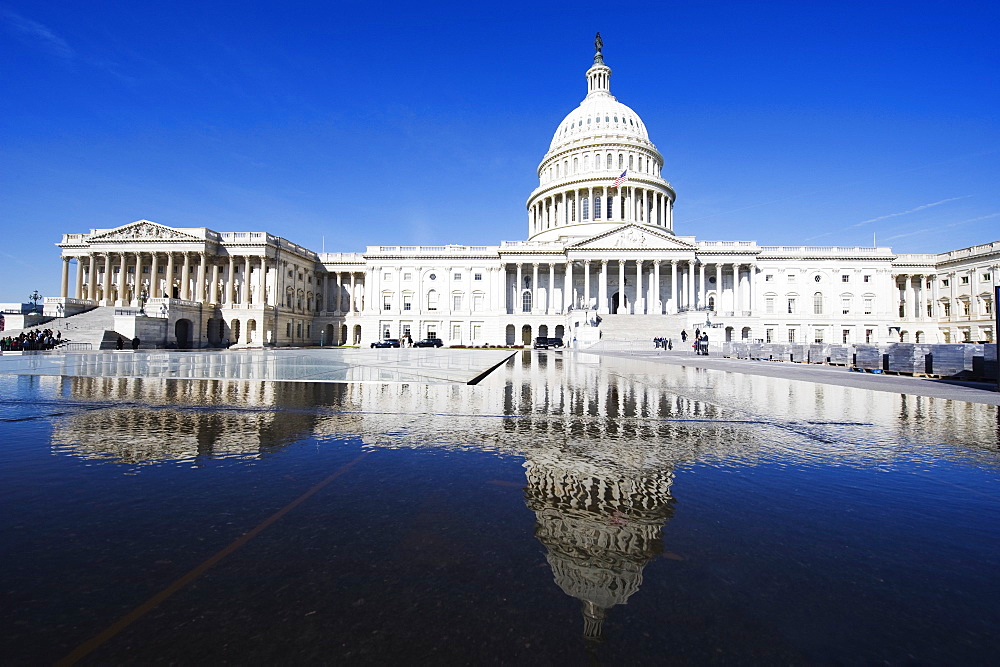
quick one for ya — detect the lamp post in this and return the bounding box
[28,290,42,314]
[138,286,148,316]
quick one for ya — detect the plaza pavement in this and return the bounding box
[590,347,1000,406]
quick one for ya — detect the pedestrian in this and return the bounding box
[116,336,124,350]
[131,336,140,350]
[680,329,687,342]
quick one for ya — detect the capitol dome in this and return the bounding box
[526,37,675,243]
[547,83,651,154]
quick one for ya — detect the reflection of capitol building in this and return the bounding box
[43,354,998,643]
[50,38,997,349]
[50,377,362,464]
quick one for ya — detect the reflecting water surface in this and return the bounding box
[1,350,998,664]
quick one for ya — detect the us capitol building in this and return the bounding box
[53,39,998,349]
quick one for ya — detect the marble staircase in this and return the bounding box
[2,306,123,350]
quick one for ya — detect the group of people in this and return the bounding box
[653,337,673,349]
[116,336,141,350]
[680,328,710,355]
[1,328,61,351]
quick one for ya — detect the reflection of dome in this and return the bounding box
[524,454,675,641]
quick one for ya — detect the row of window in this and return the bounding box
[763,293,876,316]
[941,272,992,286]
[381,272,483,282]
[381,323,487,342]
[382,291,487,312]
[764,273,874,284]
[761,327,880,344]
[545,151,657,182]
[558,114,638,136]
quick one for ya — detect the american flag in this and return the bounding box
[610,169,627,189]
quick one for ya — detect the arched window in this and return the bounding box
[427,289,438,311]
[814,292,823,314]
[555,164,560,178]
[573,158,578,174]
[522,290,532,313]
[606,154,612,169]
[618,154,624,169]
[606,195,614,219]
[708,296,715,310]
[594,196,602,219]
[629,155,634,170]
[584,155,590,171]
[638,157,643,172]
[582,197,589,220]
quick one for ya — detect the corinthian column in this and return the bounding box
[258,258,267,306]
[181,252,191,300]
[598,260,608,314]
[670,260,678,313]
[102,253,112,303]
[565,261,574,310]
[653,260,661,314]
[197,253,207,303]
[226,256,235,304]
[548,263,555,314]
[60,257,70,298]
[134,253,144,305]
[210,261,220,304]
[635,260,644,314]
[532,263,539,314]
[618,259,625,313]
[149,253,159,299]
[117,252,127,304]
[74,256,84,299]
[87,254,97,301]
[240,256,250,306]
[165,252,175,298]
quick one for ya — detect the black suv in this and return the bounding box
[413,338,443,348]
[533,337,564,349]
[371,339,400,348]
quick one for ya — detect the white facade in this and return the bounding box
[54,43,998,348]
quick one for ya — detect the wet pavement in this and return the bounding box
[1,348,998,664]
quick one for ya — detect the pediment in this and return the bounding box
[568,225,696,251]
[89,220,201,243]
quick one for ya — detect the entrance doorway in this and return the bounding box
[611,292,628,314]
[175,319,192,349]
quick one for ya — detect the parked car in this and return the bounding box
[533,336,564,349]
[413,338,443,348]
[371,339,401,348]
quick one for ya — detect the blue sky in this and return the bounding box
[2,1,998,303]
